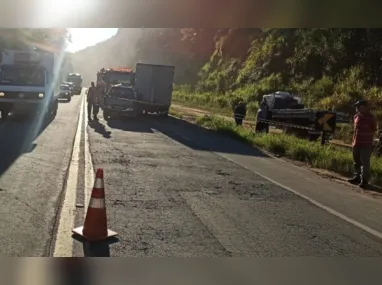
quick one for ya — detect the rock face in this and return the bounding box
[70,28,143,85]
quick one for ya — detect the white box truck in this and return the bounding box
[0,48,61,120]
[134,63,175,117]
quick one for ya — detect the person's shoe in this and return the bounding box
[348,176,361,184]
[358,179,368,189]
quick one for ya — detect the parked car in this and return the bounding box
[103,84,140,119]
[64,82,75,95]
[59,84,71,102]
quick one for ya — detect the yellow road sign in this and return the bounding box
[317,113,335,131]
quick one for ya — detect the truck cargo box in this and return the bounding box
[134,63,175,114]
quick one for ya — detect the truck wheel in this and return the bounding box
[67,96,71,102]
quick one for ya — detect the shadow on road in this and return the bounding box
[106,116,154,133]
[72,234,119,257]
[88,120,112,139]
[153,116,269,157]
[104,114,268,157]
[0,113,54,177]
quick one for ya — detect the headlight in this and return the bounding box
[38,93,44,98]
[65,92,69,95]
[0,92,4,97]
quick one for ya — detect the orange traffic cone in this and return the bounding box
[72,168,118,242]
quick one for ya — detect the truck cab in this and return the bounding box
[262,91,303,110]
[0,49,60,120]
[96,67,135,95]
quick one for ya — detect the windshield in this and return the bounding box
[60,85,70,90]
[67,76,82,84]
[110,88,135,99]
[0,65,45,87]
[107,72,134,85]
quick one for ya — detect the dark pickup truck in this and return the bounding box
[102,84,140,120]
[58,84,71,102]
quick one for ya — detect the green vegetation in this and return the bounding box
[133,28,382,143]
[130,29,382,114]
[71,28,382,116]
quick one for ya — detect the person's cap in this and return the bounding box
[353,99,368,107]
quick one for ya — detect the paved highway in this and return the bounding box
[1,90,382,258]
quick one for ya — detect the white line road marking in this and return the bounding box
[84,96,94,214]
[53,92,85,257]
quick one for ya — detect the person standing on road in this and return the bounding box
[87,82,97,121]
[91,84,104,121]
[234,101,247,126]
[348,100,377,188]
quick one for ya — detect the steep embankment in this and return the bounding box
[174,29,382,117]
[70,28,382,115]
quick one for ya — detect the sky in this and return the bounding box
[66,28,119,53]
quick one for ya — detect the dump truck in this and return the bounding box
[257,91,337,144]
[0,48,61,120]
[66,73,82,94]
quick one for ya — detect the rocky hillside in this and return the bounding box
[69,28,216,86]
[70,28,382,113]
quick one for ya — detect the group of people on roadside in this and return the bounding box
[234,98,378,189]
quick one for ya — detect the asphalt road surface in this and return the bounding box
[2,90,382,259]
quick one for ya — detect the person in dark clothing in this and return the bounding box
[347,100,377,188]
[87,82,96,120]
[255,101,269,133]
[87,82,101,121]
[234,101,247,126]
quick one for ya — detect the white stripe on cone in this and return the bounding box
[93,177,104,189]
[89,197,106,209]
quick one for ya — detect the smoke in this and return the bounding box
[69,28,144,86]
